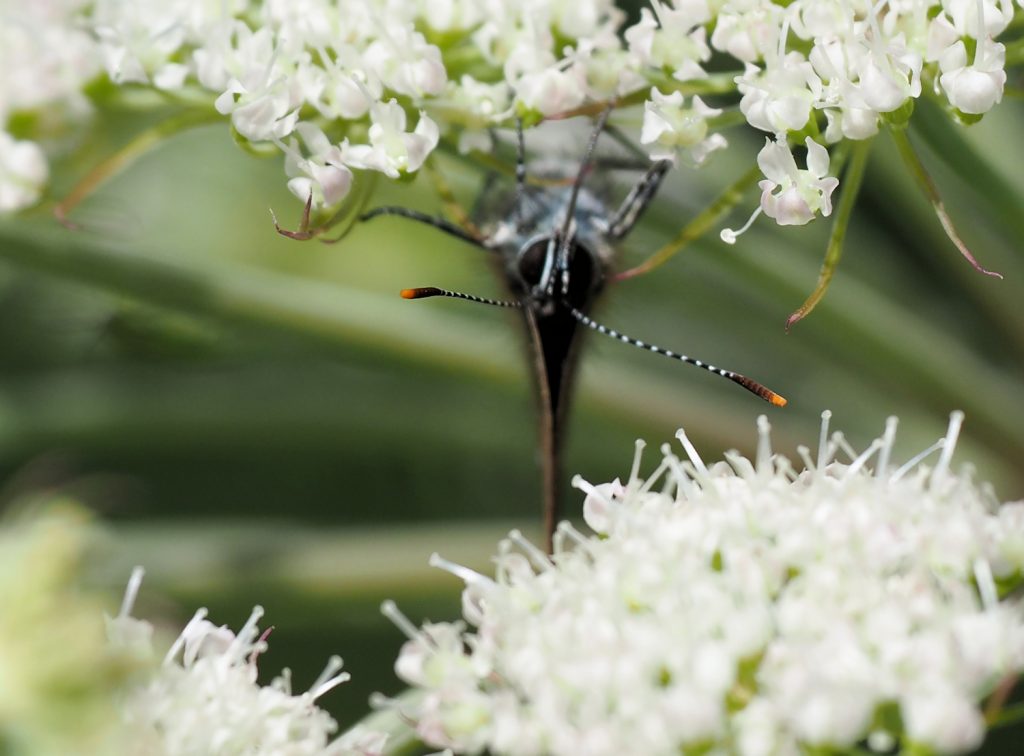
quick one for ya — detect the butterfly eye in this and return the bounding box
[564,241,598,305]
[516,238,552,288]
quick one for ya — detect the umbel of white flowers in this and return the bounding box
[2,0,1019,226]
[107,568,386,755]
[383,412,1024,755]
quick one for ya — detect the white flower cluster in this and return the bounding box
[1,0,1020,229]
[0,0,99,211]
[389,413,1024,755]
[83,0,629,211]
[108,568,383,756]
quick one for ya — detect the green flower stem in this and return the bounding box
[909,98,1024,241]
[889,127,1003,279]
[54,108,221,225]
[785,138,872,330]
[614,163,762,281]
[649,70,742,97]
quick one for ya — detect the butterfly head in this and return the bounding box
[514,231,603,316]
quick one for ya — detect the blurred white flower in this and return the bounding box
[810,37,883,141]
[211,25,303,141]
[757,137,839,226]
[1,0,1022,217]
[341,100,439,177]
[0,2,98,118]
[941,0,1015,38]
[389,412,1024,755]
[738,52,822,134]
[939,38,1007,114]
[441,75,513,153]
[711,0,784,63]
[854,42,923,114]
[0,132,50,212]
[362,23,447,99]
[640,87,727,164]
[91,0,189,88]
[282,123,353,208]
[625,3,711,82]
[299,45,382,121]
[513,64,588,117]
[111,567,381,755]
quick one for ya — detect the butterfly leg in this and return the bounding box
[606,159,673,241]
[359,206,489,249]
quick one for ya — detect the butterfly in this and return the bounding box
[361,108,785,550]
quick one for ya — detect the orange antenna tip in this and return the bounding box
[401,287,441,299]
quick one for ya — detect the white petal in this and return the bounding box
[804,138,831,179]
[757,139,797,184]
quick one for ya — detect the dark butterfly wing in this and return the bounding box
[523,304,585,548]
[519,241,604,550]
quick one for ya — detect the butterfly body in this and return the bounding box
[372,115,784,551]
[478,178,619,539]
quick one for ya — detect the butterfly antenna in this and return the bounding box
[568,307,787,407]
[401,287,522,308]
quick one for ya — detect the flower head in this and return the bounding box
[111,568,381,755]
[738,52,822,135]
[0,132,50,212]
[939,38,1007,114]
[341,100,439,178]
[757,137,839,226]
[640,87,727,164]
[2,0,1022,255]
[390,412,1024,755]
[282,123,353,208]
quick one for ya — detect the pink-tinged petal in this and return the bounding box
[765,186,814,225]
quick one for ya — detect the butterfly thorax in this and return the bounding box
[481,183,615,316]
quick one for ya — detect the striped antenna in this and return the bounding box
[401,287,521,308]
[568,307,787,407]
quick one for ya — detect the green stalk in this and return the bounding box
[786,138,872,330]
[889,127,1003,279]
[908,99,1024,240]
[54,108,221,226]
